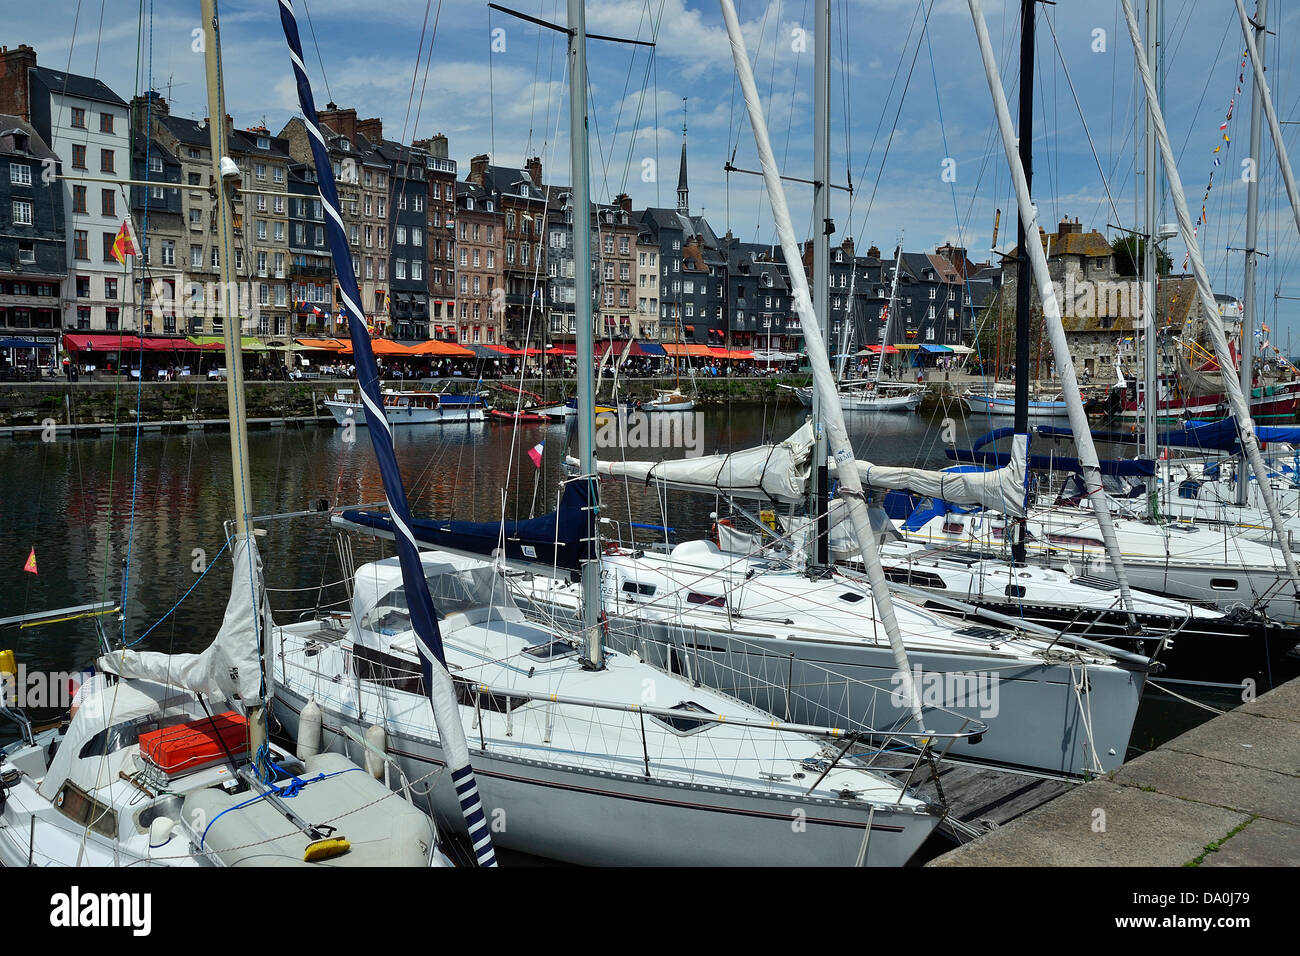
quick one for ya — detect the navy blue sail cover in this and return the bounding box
[342,479,596,576]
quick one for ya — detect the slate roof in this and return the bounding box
[31,65,127,107]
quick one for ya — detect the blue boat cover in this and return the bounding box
[342,479,596,576]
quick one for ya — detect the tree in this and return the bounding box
[1112,235,1171,277]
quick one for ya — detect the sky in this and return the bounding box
[15,0,1300,349]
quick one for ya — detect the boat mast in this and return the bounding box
[200,0,268,753]
[874,241,903,386]
[1119,0,1300,592]
[968,0,1137,612]
[568,0,602,669]
[836,257,855,381]
[1008,0,1035,565]
[1012,0,1034,449]
[721,0,924,727]
[1238,0,1266,505]
[809,0,831,568]
[1141,0,1159,462]
[1235,0,1300,242]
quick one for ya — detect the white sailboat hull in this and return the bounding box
[325,398,486,425]
[269,551,941,868]
[272,683,935,867]
[793,385,920,411]
[514,550,1146,778]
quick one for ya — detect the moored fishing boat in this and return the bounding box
[326,387,487,425]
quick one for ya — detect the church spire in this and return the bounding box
[677,97,689,215]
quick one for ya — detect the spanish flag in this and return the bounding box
[110,217,138,265]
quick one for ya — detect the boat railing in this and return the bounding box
[275,624,983,803]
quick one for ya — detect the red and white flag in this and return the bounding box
[527,441,544,469]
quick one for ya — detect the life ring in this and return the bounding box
[603,543,621,556]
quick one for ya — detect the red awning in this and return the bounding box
[546,344,577,356]
[64,333,144,352]
[594,340,633,358]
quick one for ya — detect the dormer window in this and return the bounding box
[466,197,474,211]
[257,136,269,150]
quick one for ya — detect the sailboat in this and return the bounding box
[384,0,1150,781]
[790,243,921,411]
[268,0,945,866]
[932,0,1300,641]
[0,0,441,868]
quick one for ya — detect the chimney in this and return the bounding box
[356,116,383,144]
[0,44,38,123]
[1057,215,1081,238]
[317,104,357,143]
[615,191,632,215]
[131,91,167,137]
[430,133,448,159]
[469,153,489,186]
[867,244,881,259]
[526,155,543,187]
[937,242,968,277]
[842,236,855,259]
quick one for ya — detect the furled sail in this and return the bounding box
[99,534,266,706]
[277,0,495,866]
[579,425,1029,516]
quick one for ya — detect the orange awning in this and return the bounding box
[409,339,475,357]
[661,342,714,358]
[295,338,347,351]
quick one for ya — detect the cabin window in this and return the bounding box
[452,677,529,713]
[621,581,656,597]
[1004,585,1027,599]
[1048,534,1099,548]
[54,781,118,838]
[883,567,946,589]
[353,643,424,694]
[651,701,715,736]
[1210,579,1239,591]
[686,592,726,608]
[522,639,578,661]
[954,625,1004,641]
[1070,576,1118,591]
[78,714,189,759]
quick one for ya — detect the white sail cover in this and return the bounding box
[581,425,1028,516]
[846,432,1028,517]
[581,425,813,502]
[99,534,267,707]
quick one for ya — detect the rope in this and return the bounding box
[124,536,231,649]
[199,765,363,848]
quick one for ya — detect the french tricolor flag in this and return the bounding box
[527,441,544,469]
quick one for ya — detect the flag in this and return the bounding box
[527,441,544,469]
[110,218,138,265]
[23,547,37,575]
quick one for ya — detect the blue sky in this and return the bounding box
[19,0,1300,348]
